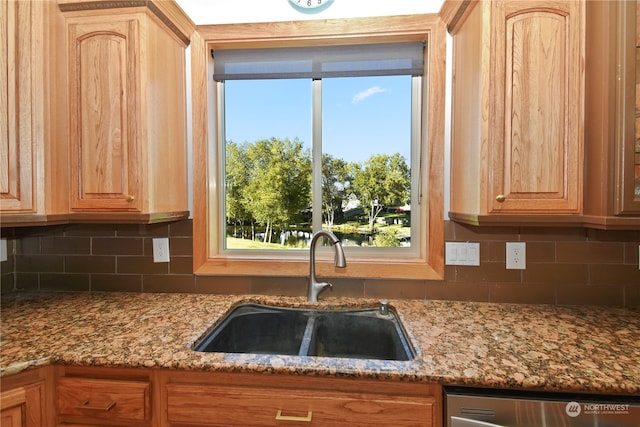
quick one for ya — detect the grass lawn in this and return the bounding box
[226,237,292,250]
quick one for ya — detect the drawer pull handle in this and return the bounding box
[275,410,312,422]
[77,399,116,412]
[125,195,135,202]
[496,194,506,203]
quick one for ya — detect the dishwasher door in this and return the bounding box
[446,387,640,427]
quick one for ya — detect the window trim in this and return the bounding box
[191,15,446,280]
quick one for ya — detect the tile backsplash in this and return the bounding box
[1,220,638,306]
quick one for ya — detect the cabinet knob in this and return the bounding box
[125,195,135,202]
[495,194,506,203]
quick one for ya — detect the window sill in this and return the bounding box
[194,256,443,280]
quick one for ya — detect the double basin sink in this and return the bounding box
[193,303,415,361]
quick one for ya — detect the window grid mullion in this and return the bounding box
[311,79,323,233]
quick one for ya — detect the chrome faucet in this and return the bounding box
[308,230,346,302]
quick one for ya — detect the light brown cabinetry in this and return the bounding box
[0,0,68,226]
[55,366,155,426]
[0,368,53,427]
[163,371,441,427]
[59,1,192,223]
[57,378,150,425]
[0,384,44,427]
[583,0,640,228]
[40,365,442,427]
[447,0,585,225]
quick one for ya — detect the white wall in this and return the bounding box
[175,0,444,25]
[177,0,452,219]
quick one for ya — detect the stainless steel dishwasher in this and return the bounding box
[445,387,640,427]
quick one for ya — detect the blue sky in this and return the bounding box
[224,75,411,164]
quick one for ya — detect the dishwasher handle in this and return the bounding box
[451,416,505,427]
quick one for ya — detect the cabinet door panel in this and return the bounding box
[1,0,34,213]
[506,12,565,195]
[69,19,139,211]
[0,405,23,427]
[492,1,582,212]
[627,4,640,212]
[0,381,45,427]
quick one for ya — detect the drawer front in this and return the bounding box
[167,384,433,426]
[57,377,150,422]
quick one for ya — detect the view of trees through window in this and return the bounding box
[223,75,413,250]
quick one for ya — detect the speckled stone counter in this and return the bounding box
[1,292,639,395]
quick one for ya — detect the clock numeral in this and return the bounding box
[307,0,312,5]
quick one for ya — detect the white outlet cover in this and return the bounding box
[0,239,7,262]
[506,241,526,270]
[152,238,170,263]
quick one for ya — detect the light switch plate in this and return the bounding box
[152,238,170,263]
[445,242,480,266]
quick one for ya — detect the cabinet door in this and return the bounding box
[625,0,640,213]
[0,382,45,427]
[1,0,35,213]
[491,0,583,213]
[68,18,140,211]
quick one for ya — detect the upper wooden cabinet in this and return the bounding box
[60,0,193,223]
[67,18,141,213]
[583,0,640,229]
[445,0,585,225]
[1,0,68,226]
[2,0,194,226]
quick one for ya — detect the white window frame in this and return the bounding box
[217,75,421,259]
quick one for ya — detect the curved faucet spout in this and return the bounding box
[308,230,347,302]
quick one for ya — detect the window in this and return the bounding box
[218,48,420,254]
[192,16,445,280]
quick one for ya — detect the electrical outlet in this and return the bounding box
[506,242,526,270]
[0,239,7,262]
[152,238,170,263]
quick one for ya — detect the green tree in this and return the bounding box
[242,138,311,243]
[226,141,252,238]
[374,227,402,247]
[322,154,351,228]
[351,153,410,233]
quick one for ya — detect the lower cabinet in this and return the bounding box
[0,368,52,427]
[51,366,442,427]
[163,371,442,427]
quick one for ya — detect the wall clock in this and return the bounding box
[288,0,335,14]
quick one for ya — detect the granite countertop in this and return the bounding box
[1,292,639,395]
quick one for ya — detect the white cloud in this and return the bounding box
[351,86,387,104]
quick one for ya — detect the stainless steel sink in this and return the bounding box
[193,303,415,361]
